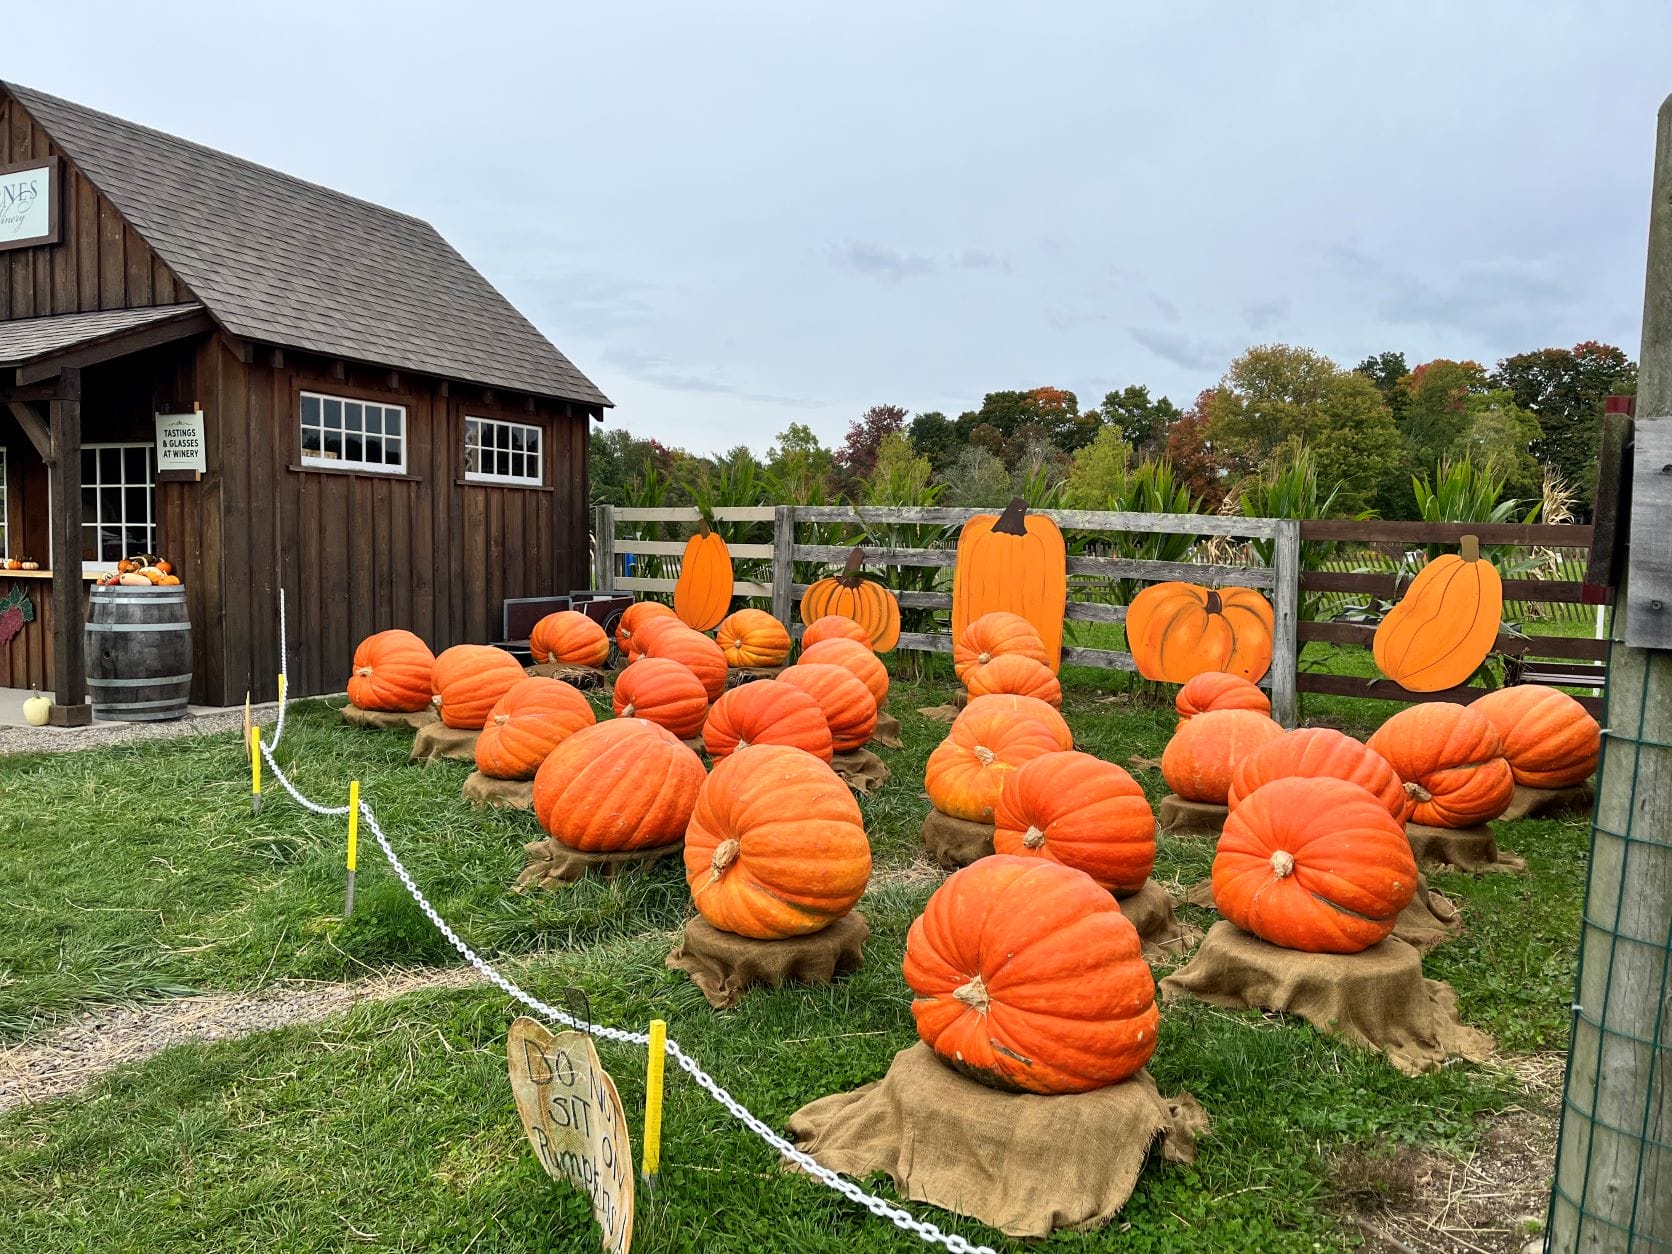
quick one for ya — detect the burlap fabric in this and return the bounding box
[1158,795,1228,838]
[680,737,707,757]
[410,723,480,764]
[921,810,994,868]
[1183,875,1462,952]
[1160,921,1494,1074]
[461,771,534,810]
[523,662,608,689]
[725,665,785,688]
[514,838,683,891]
[786,1044,1207,1239]
[1407,822,1526,873]
[1116,880,1202,959]
[666,914,869,1009]
[1499,782,1594,822]
[871,711,905,749]
[916,704,959,726]
[832,748,890,794]
[342,703,437,731]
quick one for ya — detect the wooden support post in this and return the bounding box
[1269,518,1300,727]
[47,367,90,725]
[771,506,795,629]
[1547,91,1672,1254]
[593,505,615,592]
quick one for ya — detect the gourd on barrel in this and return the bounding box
[431,645,526,730]
[1227,727,1408,820]
[533,719,705,852]
[475,677,596,780]
[347,629,435,712]
[796,638,889,709]
[801,615,872,650]
[993,751,1156,894]
[1470,685,1600,789]
[613,657,709,741]
[1160,708,1284,805]
[799,548,901,651]
[777,663,877,753]
[1365,704,1515,828]
[903,855,1158,1094]
[638,623,728,701]
[529,610,610,668]
[925,705,1062,824]
[1372,536,1503,692]
[950,499,1068,671]
[703,680,834,761]
[1175,671,1270,722]
[716,609,792,669]
[616,601,677,660]
[673,523,734,632]
[684,745,872,939]
[1127,582,1274,685]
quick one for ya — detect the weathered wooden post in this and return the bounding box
[771,505,795,629]
[1546,92,1672,1253]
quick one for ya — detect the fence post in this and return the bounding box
[771,506,795,629]
[1270,518,1300,727]
[594,505,614,592]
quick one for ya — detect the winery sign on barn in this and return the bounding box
[0,83,610,723]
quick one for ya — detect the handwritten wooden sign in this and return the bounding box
[507,1017,634,1252]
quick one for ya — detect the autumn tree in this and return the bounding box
[834,403,908,493]
[1354,351,1411,423]
[954,387,1096,461]
[1093,385,1182,458]
[1164,395,1226,508]
[1396,359,1490,469]
[1491,341,1637,507]
[765,422,834,503]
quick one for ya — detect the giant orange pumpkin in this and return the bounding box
[951,499,1067,672]
[431,645,527,730]
[797,638,889,709]
[777,663,877,753]
[1227,727,1408,820]
[1470,685,1600,788]
[1175,671,1271,722]
[993,751,1156,894]
[1212,777,1418,954]
[616,600,676,658]
[532,719,705,852]
[1160,708,1284,804]
[925,706,1062,823]
[673,526,733,631]
[613,657,710,741]
[684,745,872,939]
[640,625,728,701]
[957,693,1073,751]
[800,615,872,651]
[715,609,792,669]
[799,548,902,651]
[1372,536,1504,692]
[1127,583,1275,685]
[529,610,611,668]
[347,629,434,712]
[903,855,1158,1094]
[475,677,596,780]
[962,653,1062,707]
[702,680,834,762]
[953,611,1048,686]
[1366,704,1515,828]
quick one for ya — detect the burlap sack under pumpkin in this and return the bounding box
[342,703,438,731]
[1183,875,1463,952]
[725,665,784,688]
[514,838,683,891]
[461,771,534,810]
[1499,782,1594,822]
[831,748,890,794]
[786,1044,1207,1239]
[1116,880,1202,960]
[666,913,869,1010]
[523,662,608,689]
[1160,921,1494,1075]
[409,723,480,764]
[921,810,994,868]
[870,711,904,750]
[915,704,960,726]
[1407,822,1526,873]
[1158,795,1229,838]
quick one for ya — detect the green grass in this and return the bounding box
[0,667,1588,1251]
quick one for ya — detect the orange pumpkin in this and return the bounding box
[1373,536,1504,692]
[1160,708,1284,804]
[616,601,677,658]
[1470,685,1600,788]
[953,611,1049,687]
[612,657,709,741]
[1227,727,1408,820]
[347,629,435,712]
[529,610,611,668]
[903,855,1158,1094]
[797,638,889,709]
[777,663,877,753]
[1127,582,1275,685]
[715,609,792,669]
[702,679,834,762]
[799,548,901,651]
[673,526,734,631]
[993,751,1155,894]
[962,653,1062,707]
[1175,671,1271,722]
[684,745,871,938]
[533,719,706,852]
[431,645,527,730]
[1366,704,1515,828]
[951,499,1067,672]
[1212,777,1418,953]
[474,677,596,780]
[801,615,873,651]
[957,693,1073,750]
[925,706,1062,823]
[640,624,728,701]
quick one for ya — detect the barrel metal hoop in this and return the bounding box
[86,621,192,633]
[92,697,191,711]
[86,674,193,688]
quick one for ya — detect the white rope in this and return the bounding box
[251,606,996,1254]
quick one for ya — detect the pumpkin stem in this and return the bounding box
[1459,534,1482,562]
[992,497,1030,536]
[355,666,373,678]
[1269,849,1296,878]
[973,745,997,766]
[840,546,866,586]
[622,702,637,718]
[1405,781,1433,803]
[494,713,509,725]
[736,737,750,751]
[1022,825,1046,849]
[978,651,992,665]
[431,694,442,708]
[1205,589,1224,615]
[953,975,991,1014]
[711,838,741,879]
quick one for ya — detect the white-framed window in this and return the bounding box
[0,448,8,558]
[82,444,155,567]
[300,391,407,473]
[464,416,543,486]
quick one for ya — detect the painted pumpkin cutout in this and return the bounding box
[1372,535,1503,692]
[673,525,733,631]
[799,548,902,651]
[951,498,1068,672]
[1127,582,1275,685]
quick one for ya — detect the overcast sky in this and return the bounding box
[11,3,1672,454]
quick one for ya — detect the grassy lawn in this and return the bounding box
[0,655,1589,1251]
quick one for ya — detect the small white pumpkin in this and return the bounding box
[23,690,51,726]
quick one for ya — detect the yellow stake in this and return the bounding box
[344,780,360,918]
[277,673,287,707]
[249,725,263,814]
[642,1018,667,1183]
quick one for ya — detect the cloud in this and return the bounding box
[954,248,1009,272]
[1127,325,1232,372]
[600,347,805,406]
[1149,293,1182,323]
[825,240,1009,282]
[1243,297,1289,332]
[1043,307,1110,331]
[1327,244,1578,345]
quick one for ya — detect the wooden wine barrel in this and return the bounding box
[85,584,193,721]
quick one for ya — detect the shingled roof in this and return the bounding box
[4,82,610,409]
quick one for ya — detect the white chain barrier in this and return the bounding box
[252,593,996,1254]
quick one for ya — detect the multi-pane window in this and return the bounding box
[300,391,407,473]
[82,444,155,565]
[464,417,543,486]
[0,449,8,558]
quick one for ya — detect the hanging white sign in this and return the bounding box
[0,158,59,251]
[155,411,206,473]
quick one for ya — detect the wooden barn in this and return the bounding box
[0,82,609,722]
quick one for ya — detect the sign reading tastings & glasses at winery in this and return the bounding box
[0,157,59,251]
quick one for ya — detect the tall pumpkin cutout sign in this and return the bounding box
[951,499,1068,671]
[1372,534,1502,692]
[673,522,733,631]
